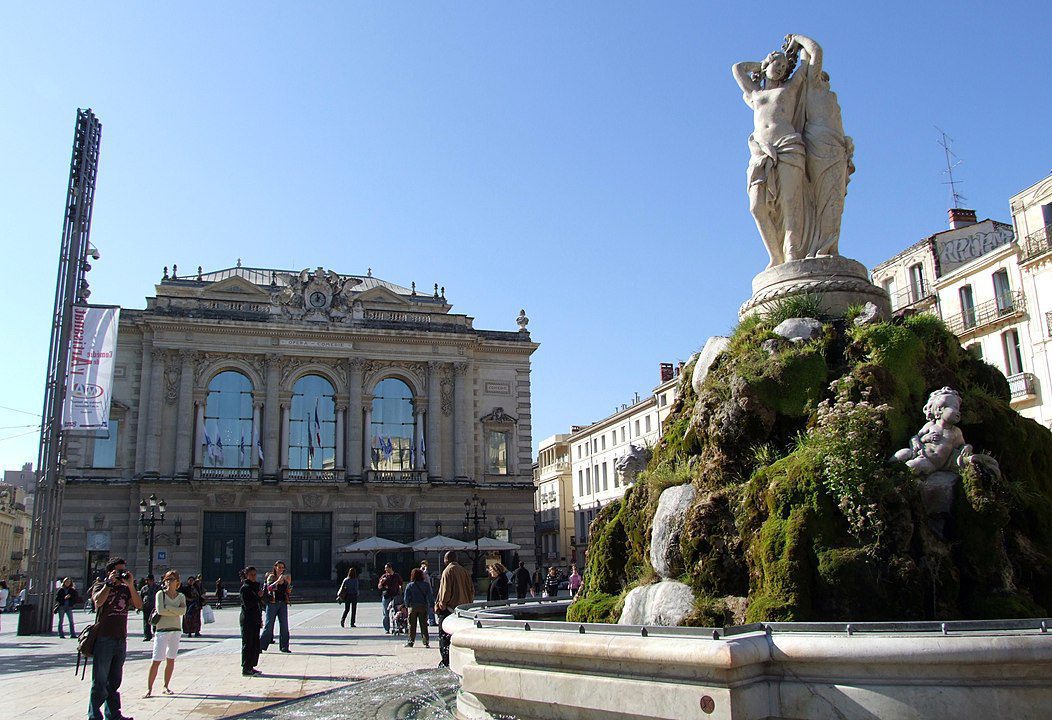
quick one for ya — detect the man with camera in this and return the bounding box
[88,557,143,720]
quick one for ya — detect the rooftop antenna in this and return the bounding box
[935,126,967,208]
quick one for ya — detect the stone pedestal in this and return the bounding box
[739,255,890,320]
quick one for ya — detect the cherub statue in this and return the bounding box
[892,387,969,475]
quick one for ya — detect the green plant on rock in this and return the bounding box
[766,293,826,325]
[810,379,893,543]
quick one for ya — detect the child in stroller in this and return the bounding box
[389,599,409,635]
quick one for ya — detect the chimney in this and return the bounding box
[659,363,674,382]
[948,208,977,230]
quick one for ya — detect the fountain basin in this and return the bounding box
[447,602,1052,720]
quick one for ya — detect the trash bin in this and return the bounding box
[16,604,38,636]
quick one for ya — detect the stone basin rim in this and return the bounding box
[453,598,1052,639]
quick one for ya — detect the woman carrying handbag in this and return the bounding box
[146,570,186,698]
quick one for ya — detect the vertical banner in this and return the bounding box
[62,305,120,430]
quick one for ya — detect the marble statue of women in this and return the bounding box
[733,35,853,267]
[801,63,854,258]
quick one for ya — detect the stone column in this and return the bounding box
[252,398,263,468]
[145,349,166,474]
[193,398,205,466]
[280,400,290,469]
[134,332,154,476]
[263,354,281,477]
[414,405,425,470]
[427,361,443,480]
[454,362,473,480]
[335,403,345,470]
[362,398,373,474]
[172,351,197,476]
[347,358,364,479]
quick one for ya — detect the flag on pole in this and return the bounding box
[204,425,215,464]
[238,433,246,466]
[307,414,315,469]
[216,433,225,465]
[314,400,322,447]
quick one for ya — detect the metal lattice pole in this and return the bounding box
[21,109,101,635]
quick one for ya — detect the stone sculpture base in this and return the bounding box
[739,255,891,320]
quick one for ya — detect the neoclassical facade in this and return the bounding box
[58,264,537,585]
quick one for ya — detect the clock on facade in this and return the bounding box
[308,291,328,308]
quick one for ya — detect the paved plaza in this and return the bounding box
[1,601,444,720]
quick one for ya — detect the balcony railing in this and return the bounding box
[1021,224,1052,263]
[1008,372,1037,400]
[944,291,1026,336]
[366,469,427,483]
[195,466,258,481]
[889,281,935,312]
[283,468,342,482]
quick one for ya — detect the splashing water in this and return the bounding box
[230,668,517,720]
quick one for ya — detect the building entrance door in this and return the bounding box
[291,512,332,582]
[201,511,246,585]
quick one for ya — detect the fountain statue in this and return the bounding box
[734,35,887,318]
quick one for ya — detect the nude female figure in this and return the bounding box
[733,37,813,268]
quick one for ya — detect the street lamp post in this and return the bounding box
[138,494,167,579]
[463,493,487,578]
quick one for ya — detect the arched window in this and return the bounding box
[371,378,415,471]
[203,371,253,468]
[290,375,336,470]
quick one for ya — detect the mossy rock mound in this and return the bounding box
[574,314,1052,623]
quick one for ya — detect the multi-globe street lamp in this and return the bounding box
[463,493,487,578]
[138,493,167,579]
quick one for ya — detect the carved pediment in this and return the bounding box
[354,285,410,307]
[481,407,517,425]
[202,276,271,299]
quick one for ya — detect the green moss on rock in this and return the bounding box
[576,313,1052,624]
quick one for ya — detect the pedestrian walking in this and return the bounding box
[145,570,186,698]
[139,575,158,641]
[513,562,532,599]
[377,563,403,634]
[487,563,510,602]
[55,577,80,638]
[240,567,265,676]
[260,561,292,653]
[532,568,542,596]
[180,576,203,637]
[403,568,434,648]
[337,567,359,628]
[435,551,474,667]
[543,567,560,599]
[214,578,225,609]
[568,565,583,599]
[420,560,436,626]
[87,557,143,720]
[0,581,8,612]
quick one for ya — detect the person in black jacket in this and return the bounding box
[486,563,510,602]
[513,562,532,599]
[55,577,80,638]
[543,566,561,599]
[239,567,264,676]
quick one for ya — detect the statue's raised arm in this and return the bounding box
[786,34,822,81]
[732,61,762,96]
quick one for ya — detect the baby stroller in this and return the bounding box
[389,600,409,635]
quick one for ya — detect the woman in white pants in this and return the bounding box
[146,570,186,697]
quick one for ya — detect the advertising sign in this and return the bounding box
[62,305,120,430]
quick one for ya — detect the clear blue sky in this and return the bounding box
[1,2,1048,469]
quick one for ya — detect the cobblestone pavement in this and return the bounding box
[0,602,443,720]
